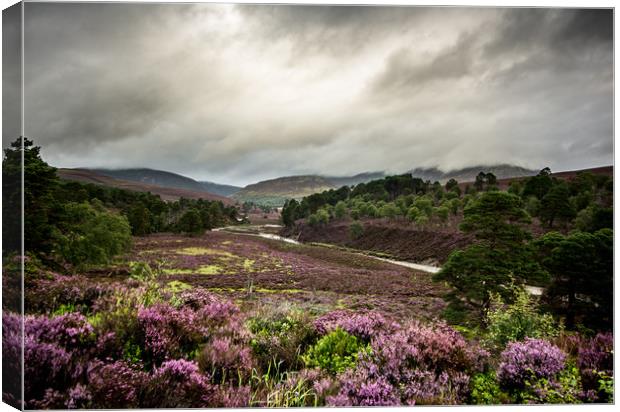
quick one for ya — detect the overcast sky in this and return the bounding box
[8,3,614,186]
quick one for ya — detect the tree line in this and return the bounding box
[2,138,239,269]
[280,168,613,332]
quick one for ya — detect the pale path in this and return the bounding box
[214,224,544,296]
[215,225,441,273]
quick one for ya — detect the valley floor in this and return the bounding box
[92,229,447,322]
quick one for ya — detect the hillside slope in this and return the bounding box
[58,168,234,204]
[409,164,537,183]
[91,168,241,197]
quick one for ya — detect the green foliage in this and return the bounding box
[334,201,347,219]
[3,137,60,253]
[595,371,614,403]
[522,168,553,200]
[485,285,561,348]
[435,192,547,323]
[539,183,576,228]
[177,208,204,236]
[378,203,400,219]
[54,201,132,268]
[126,203,152,235]
[469,372,509,405]
[302,328,369,375]
[349,222,364,240]
[459,191,532,247]
[520,362,583,404]
[574,205,612,232]
[534,229,613,330]
[248,309,317,373]
[434,206,449,222]
[407,206,420,221]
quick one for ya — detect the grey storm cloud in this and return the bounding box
[10,3,613,186]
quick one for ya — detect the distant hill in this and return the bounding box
[58,168,234,204]
[408,164,538,183]
[232,173,387,206]
[325,172,386,187]
[232,175,335,206]
[90,168,241,197]
[198,181,241,197]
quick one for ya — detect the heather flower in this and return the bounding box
[574,332,614,401]
[26,312,95,351]
[497,338,567,388]
[577,332,613,375]
[26,273,110,314]
[24,337,74,405]
[2,312,22,403]
[66,384,92,409]
[213,385,251,407]
[87,360,146,408]
[142,359,216,408]
[331,319,486,405]
[314,310,395,341]
[198,337,254,383]
[327,369,400,406]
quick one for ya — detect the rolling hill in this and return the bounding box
[90,168,241,197]
[408,164,538,183]
[58,168,235,204]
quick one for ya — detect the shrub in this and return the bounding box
[53,201,132,268]
[87,360,146,408]
[574,332,613,401]
[485,286,562,349]
[469,372,509,404]
[247,309,317,373]
[25,273,110,314]
[349,222,364,240]
[497,338,566,389]
[327,371,400,406]
[137,303,205,364]
[519,361,583,404]
[141,359,216,408]
[303,328,369,375]
[198,337,253,384]
[313,310,394,342]
[334,321,489,405]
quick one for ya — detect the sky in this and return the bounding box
[3,3,614,186]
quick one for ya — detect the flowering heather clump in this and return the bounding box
[26,273,110,314]
[137,303,203,363]
[497,338,567,388]
[26,312,95,352]
[2,312,22,403]
[198,337,254,383]
[142,359,216,408]
[177,288,221,309]
[314,310,396,341]
[577,332,613,375]
[24,336,74,406]
[66,384,92,409]
[331,320,487,405]
[213,385,251,407]
[327,370,400,406]
[371,321,488,375]
[574,332,614,401]
[87,360,146,408]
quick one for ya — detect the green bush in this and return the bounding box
[302,328,369,375]
[248,310,317,373]
[485,285,561,349]
[469,372,509,405]
[349,222,364,240]
[54,201,132,268]
[520,362,583,404]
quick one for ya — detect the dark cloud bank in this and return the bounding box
[14,4,613,186]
